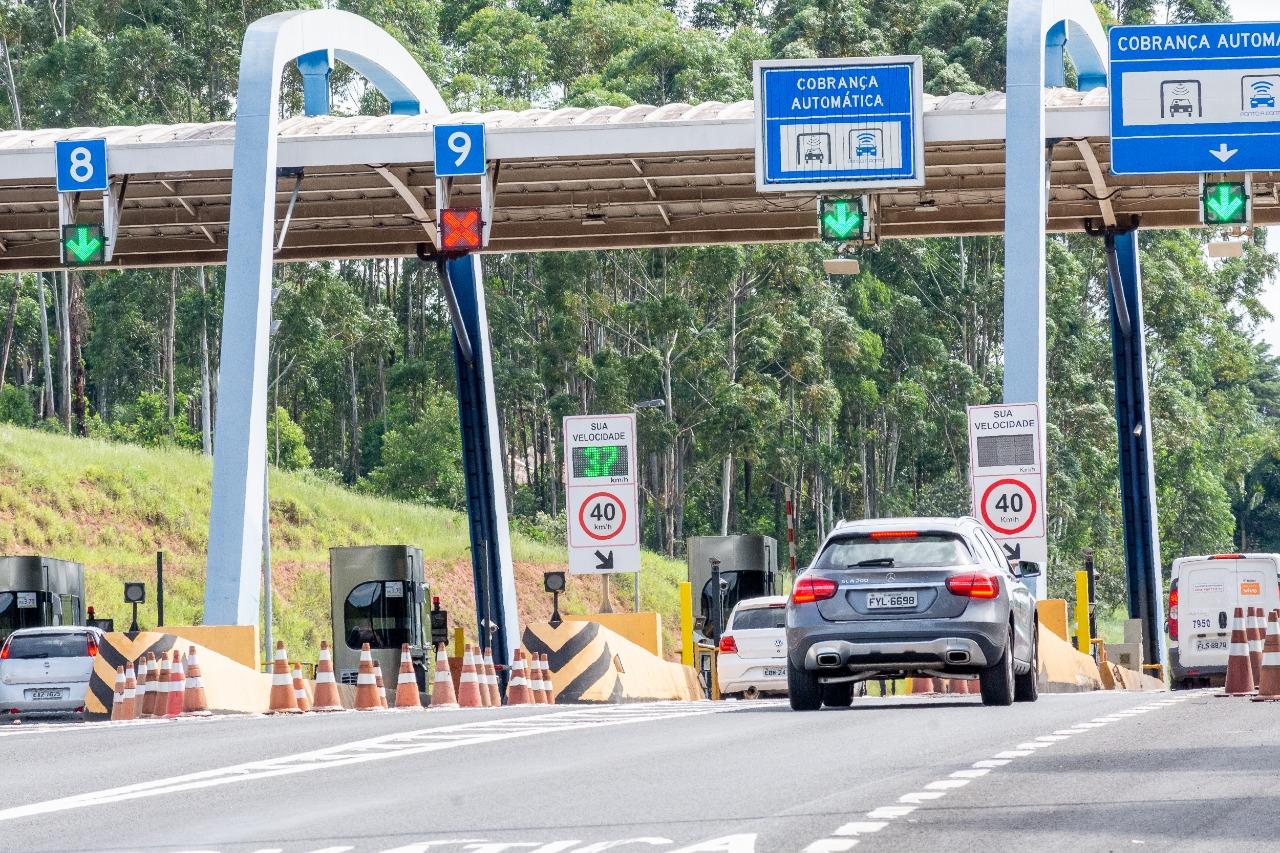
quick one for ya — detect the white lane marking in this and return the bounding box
[802,840,858,852]
[0,703,750,822]
[1014,741,1054,749]
[972,759,1011,768]
[923,779,970,790]
[950,768,991,779]
[1036,735,1070,742]
[899,791,947,804]
[867,806,916,820]
[994,749,1033,758]
[303,848,355,853]
[833,823,888,837]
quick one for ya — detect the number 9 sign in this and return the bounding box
[433,123,486,177]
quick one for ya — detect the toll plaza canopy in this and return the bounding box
[0,86,1275,272]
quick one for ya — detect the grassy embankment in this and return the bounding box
[0,425,688,661]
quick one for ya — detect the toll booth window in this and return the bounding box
[700,571,767,627]
[343,581,411,650]
[0,591,47,640]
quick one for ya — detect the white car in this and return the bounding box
[1169,553,1280,689]
[717,596,788,698]
[0,626,102,717]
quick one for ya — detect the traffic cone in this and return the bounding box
[122,662,137,721]
[530,652,548,704]
[182,647,210,716]
[268,641,300,713]
[139,653,157,717]
[1254,609,1280,701]
[1248,607,1265,685]
[110,666,126,721]
[374,661,388,708]
[394,644,422,709]
[539,653,554,703]
[431,644,459,708]
[156,652,173,716]
[457,645,483,708]
[482,648,501,707]
[166,651,185,718]
[292,663,311,713]
[355,643,381,711]
[506,649,532,706]
[1221,607,1256,696]
[909,675,935,695]
[312,641,344,711]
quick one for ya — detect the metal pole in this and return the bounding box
[1085,549,1097,645]
[599,574,613,613]
[262,461,272,662]
[633,571,640,613]
[156,551,165,628]
[710,558,723,643]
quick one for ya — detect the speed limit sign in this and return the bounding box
[564,413,640,574]
[978,478,1038,536]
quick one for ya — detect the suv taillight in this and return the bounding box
[719,635,738,654]
[1168,580,1179,640]
[945,573,1000,599]
[86,637,98,658]
[0,641,8,660]
[791,577,839,605]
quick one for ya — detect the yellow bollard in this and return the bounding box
[679,581,694,667]
[1075,570,1092,654]
[452,626,465,660]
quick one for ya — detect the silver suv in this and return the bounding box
[786,517,1039,710]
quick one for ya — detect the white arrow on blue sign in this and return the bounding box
[54,139,109,193]
[753,56,924,193]
[1110,22,1280,175]
[433,123,486,177]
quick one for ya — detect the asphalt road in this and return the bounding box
[0,688,1274,853]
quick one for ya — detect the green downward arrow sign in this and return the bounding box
[1205,185,1245,222]
[821,200,863,241]
[64,225,103,263]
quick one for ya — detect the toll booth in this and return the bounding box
[686,535,779,638]
[0,556,86,644]
[329,546,430,699]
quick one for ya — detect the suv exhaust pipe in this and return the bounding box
[946,649,971,664]
[815,651,843,668]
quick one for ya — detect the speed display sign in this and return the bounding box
[967,403,1047,592]
[564,414,640,575]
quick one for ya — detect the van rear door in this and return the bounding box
[1177,561,1233,668]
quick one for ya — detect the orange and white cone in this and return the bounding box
[166,651,186,718]
[374,661,389,708]
[506,649,532,706]
[539,653,554,703]
[138,654,154,717]
[110,666,126,721]
[529,652,546,704]
[482,648,501,707]
[394,644,422,709]
[182,647,210,716]
[156,653,173,717]
[1253,609,1280,701]
[121,662,137,721]
[1221,607,1256,696]
[292,663,311,713]
[312,641,344,711]
[457,645,483,708]
[268,640,300,713]
[909,675,936,695]
[354,643,381,711]
[431,644,459,708]
[1248,607,1265,685]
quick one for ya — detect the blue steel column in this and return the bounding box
[446,255,520,682]
[1106,230,1166,666]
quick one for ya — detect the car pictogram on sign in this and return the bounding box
[979,478,1037,536]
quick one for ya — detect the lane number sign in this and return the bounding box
[433,123,486,177]
[54,139,109,193]
[564,414,640,575]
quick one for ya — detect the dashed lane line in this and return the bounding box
[800,693,1199,851]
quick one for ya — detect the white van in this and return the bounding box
[1169,553,1280,689]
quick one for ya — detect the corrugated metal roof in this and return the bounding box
[0,87,1109,152]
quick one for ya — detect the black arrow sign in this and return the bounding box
[594,550,614,570]
[1002,543,1021,561]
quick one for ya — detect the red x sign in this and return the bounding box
[441,208,483,252]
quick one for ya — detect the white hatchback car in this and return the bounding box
[0,626,102,717]
[717,596,788,698]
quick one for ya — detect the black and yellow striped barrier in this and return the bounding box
[85,632,182,719]
[523,620,703,704]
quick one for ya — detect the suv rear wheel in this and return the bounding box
[788,663,823,711]
[979,627,1016,706]
[1014,627,1039,703]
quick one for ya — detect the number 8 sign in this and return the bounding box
[433,123,486,177]
[55,139,109,193]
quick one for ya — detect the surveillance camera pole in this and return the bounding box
[709,558,723,643]
[129,601,139,633]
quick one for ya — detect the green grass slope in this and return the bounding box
[0,425,688,662]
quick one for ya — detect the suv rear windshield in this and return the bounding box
[3,633,91,659]
[731,607,786,630]
[815,533,973,569]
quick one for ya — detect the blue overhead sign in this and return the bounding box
[433,123,486,177]
[754,56,924,192]
[54,139,108,193]
[1110,23,1280,175]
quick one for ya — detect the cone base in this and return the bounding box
[1250,694,1280,701]
[267,708,303,714]
[311,705,346,712]
[179,710,213,718]
[1216,690,1257,697]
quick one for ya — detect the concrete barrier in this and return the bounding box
[1037,623,1105,693]
[1039,599,1070,642]
[564,612,664,657]
[85,631,274,719]
[157,624,259,670]
[523,620,702,703]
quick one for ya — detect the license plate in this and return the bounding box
[763,667,786,678]
[868,592,917,609]
[1195,638,1228,652]
[27,688,66,701]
